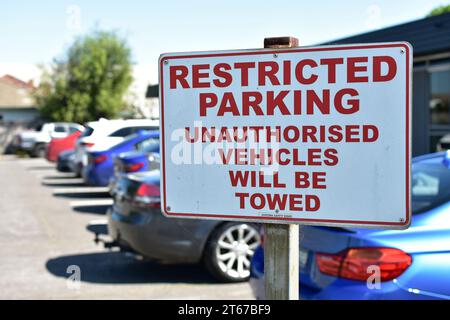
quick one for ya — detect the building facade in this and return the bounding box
[324,12,450,156]
[145,84,159,119]
[147,13,450,156]
[0,74,39,123]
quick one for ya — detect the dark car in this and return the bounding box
[57,150,76,173]
[107,170,261,282]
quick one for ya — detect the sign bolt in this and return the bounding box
[273,53,278,58]
[399,218,405,222]
[400,49,405,54]
[166,206,171,212]
[164,60,169,65]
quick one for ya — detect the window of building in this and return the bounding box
[429,68,450,125]
[412,162,450,214]
[430,133,450,152]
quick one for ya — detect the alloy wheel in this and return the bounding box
[215,224,260,279]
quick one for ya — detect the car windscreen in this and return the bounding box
[135,126,159,132]
[412,162,450,214]
[109,127,134,137]
[69,126,81,134]
[136,137,160,153]
[80,126,94,138]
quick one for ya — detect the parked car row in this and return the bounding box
[44,118,261,283]
[41,118,450,297]
[74,118,159,177]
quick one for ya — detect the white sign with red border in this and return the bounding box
[159,42,412,228]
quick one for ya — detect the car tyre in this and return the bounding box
[203,222,260,283]
[74,162,83,177]
[33,144,46,158]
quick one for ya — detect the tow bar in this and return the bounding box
[86,220,119,249]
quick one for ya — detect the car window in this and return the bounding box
[412,162,450,214]
[136,137,160,153]
[109,127,134,137]
[134,126,159,133]
[54,125,66,133]
[68,126,80,134]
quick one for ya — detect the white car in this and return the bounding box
[438,134,450,152]
[17,122,84,157]
[73,118,159,176]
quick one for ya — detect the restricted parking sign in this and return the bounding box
[159,42,412,228]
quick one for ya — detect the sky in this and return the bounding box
[1,0,448,100]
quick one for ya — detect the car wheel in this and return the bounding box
[203,222,261,282]
[33,144,46,158]
[74,162,83,177]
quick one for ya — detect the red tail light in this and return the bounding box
[94,155,108,164]
[82,142,95,148]
[134,183,160,208]
[125,162,145,173]
[316,247,412,282]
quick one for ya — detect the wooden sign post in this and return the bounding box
[263,36,300,301]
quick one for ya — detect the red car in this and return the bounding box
[46,131,82,162]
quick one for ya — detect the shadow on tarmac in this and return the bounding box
[72,204,110,215]
[53,191,110,199]
[45,252,218,284]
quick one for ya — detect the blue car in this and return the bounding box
[83,131,159,186]
[114,139,160,175]
[250,152,450,300]
[108,137,160,192]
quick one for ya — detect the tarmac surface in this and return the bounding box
[0,156,254,299]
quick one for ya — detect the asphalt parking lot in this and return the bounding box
[0,156,253,299]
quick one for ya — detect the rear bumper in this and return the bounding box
[57,159,72,172]
[249,264,446,300]
[47,155,57,162]
[18,141,35,151]
[300,280,444,300]
[106,205,216,263]
[46,148,57,162]
[68,160,81,176]
[82,164,111,186]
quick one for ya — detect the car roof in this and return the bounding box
[84,119,159,130]
[413,151,446,165]
[45,122,81,126]
[112,130,159,148]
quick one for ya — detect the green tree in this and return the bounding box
[428,4,450,17]
[35,30,133,123]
